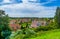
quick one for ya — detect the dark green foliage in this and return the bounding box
[0,10,11,39]
[34,26,56,32]
[14,20,36,39]
[1,30,11,38]
[19,20,31,29]
[54,7,60,28]
[11,28,36,39]
[23,28,36,39]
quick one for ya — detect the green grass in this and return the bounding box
[29,29,60,39]
[10,29,60,39]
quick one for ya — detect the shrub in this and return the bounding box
[9,28,36,39]
[34,25,56,32]
[23,28,36,39]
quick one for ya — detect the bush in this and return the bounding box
[34,26,56,32]
[23,28,36,39]
[9,28,36,39]
[9,30,24,39]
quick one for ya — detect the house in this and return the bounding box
[31,19,47,28]
[31,20,38,28]
[9,18,53,31]
[9,20,21,31]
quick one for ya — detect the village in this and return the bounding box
[9,17,54,31]
[0,0,60,39]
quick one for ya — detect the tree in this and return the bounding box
[19,20,31,29]
[54,7,60,28]
[0,10,11,39]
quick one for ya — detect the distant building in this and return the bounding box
[9,18,53,31]
[9,20,21,31]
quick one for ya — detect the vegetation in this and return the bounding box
[10,7,60,39]
[55,7,60,28]
[0,10,11,39]
[28,29,60,39]
[0,7,60,39]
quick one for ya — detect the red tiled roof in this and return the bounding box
[9,24,20,31]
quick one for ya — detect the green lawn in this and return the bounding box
[10,29,60,39]
[29,29,60,39]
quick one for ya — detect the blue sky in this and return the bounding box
[0,0,60,17]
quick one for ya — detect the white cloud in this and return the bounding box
[29,0,37,1]
[0,1,57,17]
[2,0,12,3]
[0,0,15,4]
[34,0,57,5]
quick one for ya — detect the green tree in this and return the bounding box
[55,7,60,28]
[0,10,11,39]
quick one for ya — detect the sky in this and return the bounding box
[0,0,60,17]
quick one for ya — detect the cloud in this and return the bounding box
[42,0,60,6]
[0,0,22,5]
[0,0,13,3]
[3,0,11,3]
[40,0,56,5]
[28,0,56,5]
[0,0,57,17]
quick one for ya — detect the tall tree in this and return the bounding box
[0,10,11,39]
[55,7,60,28]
